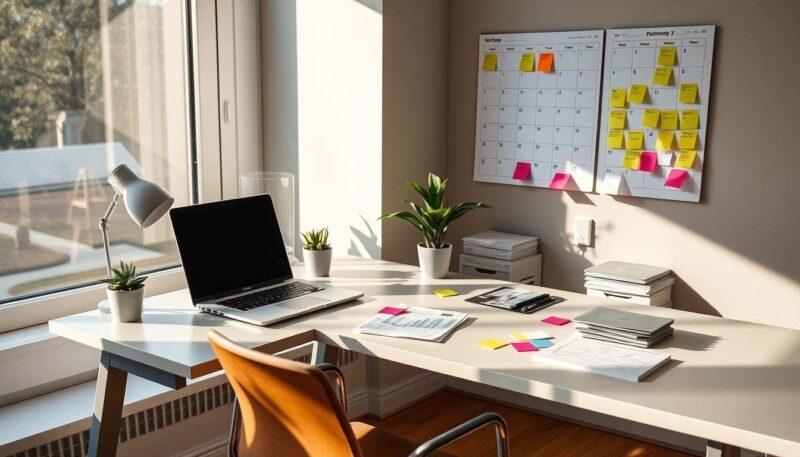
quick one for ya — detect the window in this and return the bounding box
[0,0,195,305]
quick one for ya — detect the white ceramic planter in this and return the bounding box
[304,248,332,278]
[107,287,144,323]
[417,243,452,279]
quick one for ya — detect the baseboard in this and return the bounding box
[367,371,446,418]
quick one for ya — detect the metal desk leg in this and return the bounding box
[87,351,187,457]
[706,440,742,457]
[311,342,341,365]
[88,352,128,457]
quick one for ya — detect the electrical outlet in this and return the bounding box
[574,217,594,246]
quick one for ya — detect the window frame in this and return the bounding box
[0,0,225,333]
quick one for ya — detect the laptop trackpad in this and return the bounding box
[276,296,327,311]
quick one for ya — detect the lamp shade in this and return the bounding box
[107,164,174,228]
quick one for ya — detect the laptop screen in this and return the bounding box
[169,195,293,302]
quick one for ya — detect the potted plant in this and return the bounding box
[302,227,332,277]
[103,261,147,323]
[380,173,490,279]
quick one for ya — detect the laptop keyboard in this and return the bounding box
[219,282,322,311]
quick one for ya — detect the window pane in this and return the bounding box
[0,0,192,303]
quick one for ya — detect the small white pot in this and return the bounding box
[304,248,332,278]
[107,287,144,323]
[417,243,452,279]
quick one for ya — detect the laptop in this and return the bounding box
[169,195,363,326]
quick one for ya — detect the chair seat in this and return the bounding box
[350,421,455,457]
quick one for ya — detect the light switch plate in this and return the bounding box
[574,217,594,246]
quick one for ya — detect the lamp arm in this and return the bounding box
[99,193,121,278]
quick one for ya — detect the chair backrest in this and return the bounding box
[208,330,362,457]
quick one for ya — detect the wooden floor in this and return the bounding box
[364,390,692,457]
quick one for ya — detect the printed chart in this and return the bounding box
[596,25,715,202]
[473,31,604,191]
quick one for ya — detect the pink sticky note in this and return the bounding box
[639,151,658,172]
[512,162,532,180]
[379,306,407,315]
[542,316,571,326]
[548,172,571,190]
[510,341,539,352]
[664,169,689,189]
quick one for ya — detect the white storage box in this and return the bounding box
[586,286,673,307]
[459,253,542,285]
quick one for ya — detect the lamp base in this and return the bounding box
[98,298,111,313]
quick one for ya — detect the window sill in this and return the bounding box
[0,267,187,333]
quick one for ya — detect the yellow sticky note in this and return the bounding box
[610,88,627,108]
[641,108,661,128]
[477,338,508,350]
[661,110,679,130]
[607,130,624,149]
[658,46,677,66]
[519,53,535,72]
[483,53,498,71]
[626,131,644,149]
[656,131,674,150]
[622,151,641,170]
[679,130,698,150]
[508,332,529,342]
[433,289,459,297]
[679,83,698,104]
[628,84,648,104]
[652,67,672,85]
[680,109,699,129]
[609,110,626,129]
[675,150,697,168]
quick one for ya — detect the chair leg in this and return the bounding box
[228,399,241,457]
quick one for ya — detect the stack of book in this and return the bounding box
[460,231,542,284]
[584,261,675,307]
[574,307,674,348]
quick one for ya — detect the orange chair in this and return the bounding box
[208,330,511,457]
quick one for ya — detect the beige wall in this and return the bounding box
[381,0,450,265]
[443,0,800,328]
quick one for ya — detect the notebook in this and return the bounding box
[574,307,674,335]
[536,336,671,382]
[584,261,671,285]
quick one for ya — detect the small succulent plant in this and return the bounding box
[103,261,147,291]
[301,227,331,251]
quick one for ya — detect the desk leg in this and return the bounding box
[88,351,128,457]
[706,441,741,457]
[311,342,341,365]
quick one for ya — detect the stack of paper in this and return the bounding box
[573,307,674,348]
[584,261,674,307]
[462,231,539,260]
[354,307,469,342]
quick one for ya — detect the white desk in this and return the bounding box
[49,258,800,457]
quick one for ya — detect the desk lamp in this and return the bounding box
[98,164,174,311]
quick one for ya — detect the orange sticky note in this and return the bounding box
[537,52,554,72]
[483,53,498,71]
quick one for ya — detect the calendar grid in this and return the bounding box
[474,31,604,191]
[597,25,715,202]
